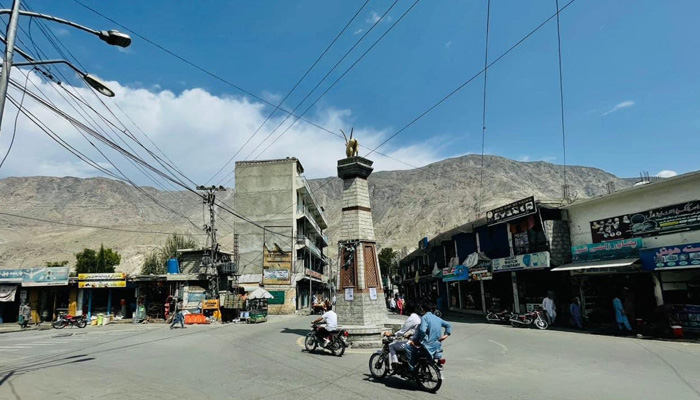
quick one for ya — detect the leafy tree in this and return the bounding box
[46,260,69,267]
[140,234,198,275]
[75,245,121,273]
[378,247,398,279]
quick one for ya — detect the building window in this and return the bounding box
[511,216,548,255]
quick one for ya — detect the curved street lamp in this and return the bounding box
[0,0,131,136]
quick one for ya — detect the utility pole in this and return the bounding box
[197,185,226,298]
[0,0,22,134]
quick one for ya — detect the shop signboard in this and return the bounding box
[305,268,323,280]
[571,238,643,263]
[486,196,536,225]
[590,200,700,243]
[267,290,285,305]
[442,264,469,282]
[492,251,550,273]
[78,280,127,288]
[0,267,70,287]
[640,242,700,271]
[78,273,126,280]
[470,261,493,281]
[262,245,292,285]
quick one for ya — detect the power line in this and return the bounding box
[365,0,578,157]
[0,66,29,171]
[0,211,206,235]
[205,0,371,184]
[247,0,420,165]
[554,0,568,199]
[478,0,491,217]
[70,0,340,139]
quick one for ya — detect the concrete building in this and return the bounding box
[233,158,330,314]
[560,170,700,329]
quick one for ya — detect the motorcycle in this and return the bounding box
[304,322,348,357]
[52,313,87,329]
[368,336,444,393]
[509,308,548,330]
[486,309,515,324]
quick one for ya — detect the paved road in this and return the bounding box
[1,315,699,400]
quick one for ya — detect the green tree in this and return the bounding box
[378,247,398,279]
[45,260,69,267]
[75,245,121,273]
[140,234,198,275]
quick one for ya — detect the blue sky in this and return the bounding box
[0,0,698,183]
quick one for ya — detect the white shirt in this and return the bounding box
[396,313,421,338]
[542,297,556,317]
[322,310,338,331]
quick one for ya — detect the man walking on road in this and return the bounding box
[19,301,31,329]
[613,289,632,333]
[170,298,185,329]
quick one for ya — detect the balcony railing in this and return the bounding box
[296,234,328,264]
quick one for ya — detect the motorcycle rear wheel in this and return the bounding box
[416,363,442,393]
[304,334,317,352]
[434,309,443,318]
[52,321,65,329]
[369,353,388,379]
[329,338,345,357]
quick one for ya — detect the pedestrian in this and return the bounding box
[170,298,185,329]
[397,295,404,316]
[569,297,583,329]
[312,293,317,306]
[331,294,336,306]
[613,290,632,333]
[389,296,397,312]
[542,291,557,325]
[19,301,31,329]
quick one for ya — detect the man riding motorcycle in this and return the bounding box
[312,301,337,347]
[385,303,422,371]
[406,303,452,371]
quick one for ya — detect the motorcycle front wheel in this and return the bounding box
[368,353,388,379]
[433,309,443,318]
[416,363,442,393]
[304,334,317,352]
[535,318,549,330]
[52,320,65,329]
[77,319,87,328]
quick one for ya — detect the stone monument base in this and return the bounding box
[342,325,385,349]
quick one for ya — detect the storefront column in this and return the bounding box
[458,282,463,309]
[107,289,113,316]
[445,283,450,310]
[652,273,664,306]
[87,290,93,320]
[76,290,84,316]
[511,271,520,313]
[480,280,486,314]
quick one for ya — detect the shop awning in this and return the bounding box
[551,258,640,272]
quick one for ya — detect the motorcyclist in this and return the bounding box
[312,301,337,347]
[385,302,422,371]
[406,302,452,371]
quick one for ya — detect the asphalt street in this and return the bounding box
[1,315,699,400]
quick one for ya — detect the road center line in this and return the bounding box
[488,339,508,355]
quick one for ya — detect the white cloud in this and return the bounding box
[53,27,70,37]
[353,29,364,35]
[0,70,445,185]
[517,155,556,163]
[517,155,530,162]
[602,100,635,116]
[656,170,678,178]
[367,11,381,24]
[445,41,452,48]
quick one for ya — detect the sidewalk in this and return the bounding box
[0,322,52,334]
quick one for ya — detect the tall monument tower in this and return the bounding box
[336,155,387,343]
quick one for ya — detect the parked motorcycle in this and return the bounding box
[304,322,348,357]
[486,309,515,324]
[52,313,87,329]
[509,308,548,330]
[368,335,444,393]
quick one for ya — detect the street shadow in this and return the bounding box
[0,370,14,386]
[279,328,308,336]
[0,357,94,385]
[362,374,419,392]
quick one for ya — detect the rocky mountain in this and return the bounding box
[0,155,634,273]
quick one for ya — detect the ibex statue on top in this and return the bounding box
[340,128,359,158]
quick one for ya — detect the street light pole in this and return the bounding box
[0,3,131,140]
[0,0,21,137]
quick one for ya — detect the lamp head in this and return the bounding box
[99,30,132,48]
[83,74,115,97]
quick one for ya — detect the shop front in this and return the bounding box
[444,252,494,314]
[641,242,700,330]
[0,267,72,322]
[492,251,553,313]
[78,273,132,320]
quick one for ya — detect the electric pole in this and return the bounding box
[197,185,226,297]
